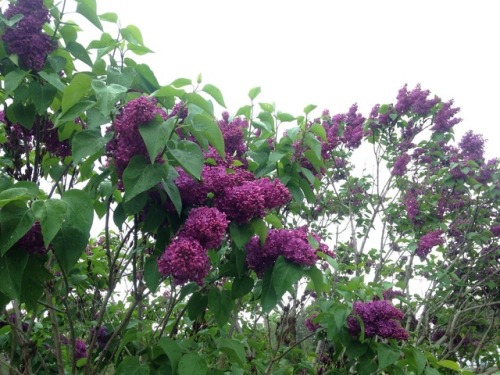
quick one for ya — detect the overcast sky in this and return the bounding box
[87,0,498,158]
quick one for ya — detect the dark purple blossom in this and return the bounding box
[382,288,404,301]
[304,313,321,332]
[2,0,56,71]
[107,96,167,181]
[392,153,411,176]
[215,182,266,224]
[404,190,419,224]
[490,225,500,237]
[395,84,439,116]
[347,300,409,341]
[158,237,209,285]
[74,339,87,360]
[416,230,444,259]
[246,228,321,276]
[254,178,291,210]
[459,131,485,162]
[218,112,248,157]
[179,207,229,249]
[431,100,461,133]
[15,222,48,255]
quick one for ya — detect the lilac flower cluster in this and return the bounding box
[15,222,48,255]
[416,230,444,259]
[458,131,485,162]
[404,190,420,224]
[304,313,321,332]
[395,84,439,116]
[347,300,409,341]
[245,227,331,276]
[491,225,500,237]
[175,164,291,224]
[218,112,248,158]
[431,100,462,133]
[391,153,411,176]
[178,207,228,249]
[320,105,365,155]
[158,207,229,285]
[74,339,87,360]
[158,237,209,285]
[1,0,56,71]
[382,288,404,301]
[107,96,167,182]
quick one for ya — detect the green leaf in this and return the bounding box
[144,256,161,293]
[248,87,261,100]
[4,70,26,95]
[57,100,96,124]
[66,41,93,66]
[20,256,52,311]
[115,357,150,375]
[122,156,167,201]
[218,338,246,366]
[62,73,92,113]
[76,0,103,30]
[304,104,317,115]
[261,267,278,313]
[425,368,441,375]
[159,337,182,373]
[403,347,426,375]
[178,353,207,375]
[271,256,303,298]
[0,250,29,300]
[91,79,128,116]
[38,71,66,91]
[29,81,57,115]
[133,64,160,93]
[169,78,192,88]
[202,84,226,107]
[99,12,118,23]
[168,140,204,180]
[231,275,254,299]
[186,92,214,116]
[72,130,111,163]
[192,113,225,158]
[377,343,401,370]
[7,102,36,129]
[437,360,460,372]
[0,188,31,207]
[139,118,176,163]
[229,222,253,249]
[32,199,69,247]
[187,291,208,320]
[304,266,327,293]
[310,122,327,141]
[0,201,35,256]
[235,105,251,118]
[208,288,232,327]
[121,25,144,45]
[276,112,295,122]
[161,178,182,216]
[264,213,282,229]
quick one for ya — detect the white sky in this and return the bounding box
[86,0,499,158]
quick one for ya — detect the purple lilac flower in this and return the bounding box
[41,119,71,158]
[382,288,404,301]
[246,228,321,276]
[459,131,485,162]
[347,300,409,341]
[158,237,209,285]
[254,178,291,210]
[416,230,444,259]
[2,0,56,71]
[392,153,411,176]
[395,84,439,116]
[174,167,209,206]
[15,222,47,255]
[107,96,167,181]
[304,313,321,332]
[341,104,365,149]
[218,112,248,157]
[74,339,87,360]
[404,190,419,224]
[477,158,498,183]
[179,207,229,249]
[491,225,500,237]
[96,326,110,350]
[215,182,266,224]
[431,100,461,133]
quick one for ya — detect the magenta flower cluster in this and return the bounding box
[74,339,87,360]
[391,153,411,176]
[395,84,439,116]
[347,300,409,341]
[218,112,248,158]
[245,227,332,276]
[175,164,291,224]
[1,0,56,71]
[458,131,485,162]
[304,313,321,332]
[416,230,444,259]
[15,222,48,255]
[107,96,167,181]
[158,207,229,285]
